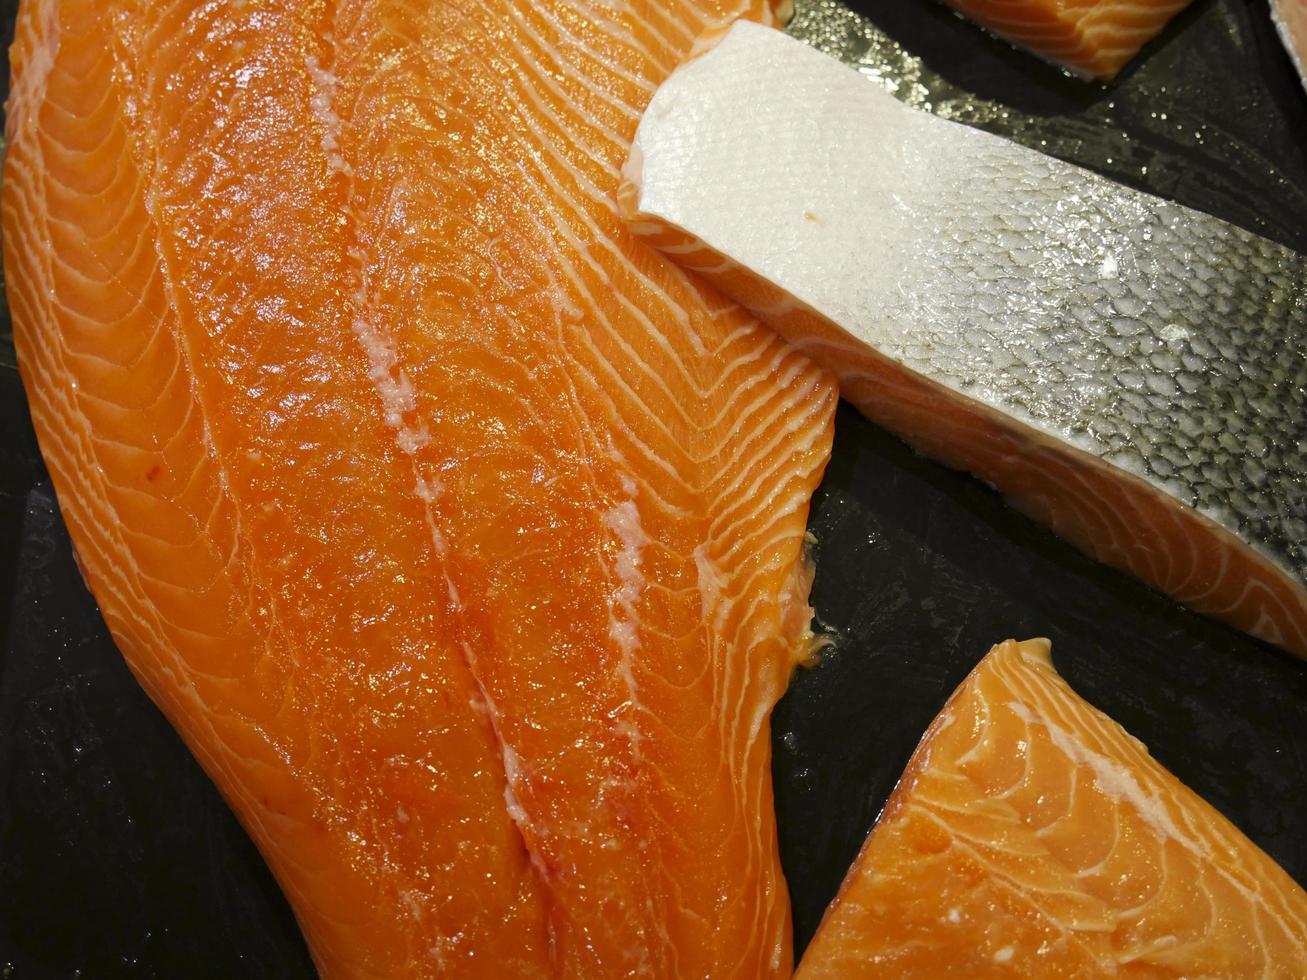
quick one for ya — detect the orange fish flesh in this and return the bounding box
[1,0,836,974]
[940,0,1194,78]
[795,639,1307,978]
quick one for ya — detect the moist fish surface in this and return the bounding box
[1,0,836,974]
[621,20,1307,657]
[795,638,1307,977]
[934,0,1195,79]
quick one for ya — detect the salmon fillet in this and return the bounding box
[795,639,1307,977]
[1,0,836,974]
[939,0,1194,78]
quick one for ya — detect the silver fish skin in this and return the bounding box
[621,20,1307,656]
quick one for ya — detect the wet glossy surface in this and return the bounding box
[2,0,1306,975]
[793,641,1307,976]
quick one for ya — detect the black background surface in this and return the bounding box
[2,0,1306,975]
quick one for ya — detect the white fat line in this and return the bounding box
[602,474,650,740]
[303,57,429,460]
[304,54,352,178]
[693,542,730,634]
[350,314,431,455]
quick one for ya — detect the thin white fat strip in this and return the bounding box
[347,240,429,453]
[499,741,532,827]
[1006,700,1211,860]
[500,739,551,881]
[693,542,730,633]
[304,54,352,177]
[458,634,555,883]
[602,475,650,727]
[351,313,430,454]
[414,472,464,607]
[769,940,784,972]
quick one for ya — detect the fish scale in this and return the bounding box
[867,148,1307,577]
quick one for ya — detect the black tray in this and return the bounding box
[2,0,1306,975]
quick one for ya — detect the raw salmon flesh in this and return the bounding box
[1,0,836,974]
[796,639,1307,977]
[939,0,1195,78]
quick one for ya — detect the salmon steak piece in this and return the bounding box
[939,0,1194,78]
[1,0,836,974]
[795,638,1307,977]
[622,21,1307,659]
